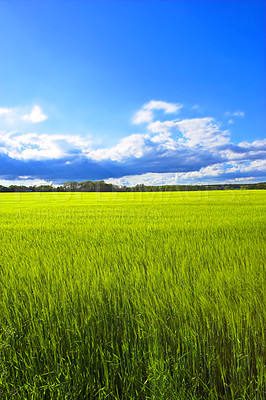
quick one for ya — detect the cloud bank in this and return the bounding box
[0,100,265,185]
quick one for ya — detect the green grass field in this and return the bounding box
[0,191,265,399]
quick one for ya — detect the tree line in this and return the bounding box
[0,180,266,192]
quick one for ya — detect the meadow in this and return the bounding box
[0,190,265,399]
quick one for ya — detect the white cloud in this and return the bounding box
[0,178,53,186]
[0,104,48,125]
[233,111,245,117]
[0,99,265,185]
[226,177,255,182]
[87,117,226,162]
[148,120,178,133]
[22,105,48,123]
[132,100,182,124]
[177,118,230,147]
[238,139,266,148]
[0,107,12,115]
[0,114,262,170]
[87,133,150,162]
[148,117,230,148]
[144,100,182,113]
[0,132,92,160]
[227,159,266,173]
[105,160,265,187]
[150,131,176,150]
[220,139,266,161]
[225,110,245,117]
[132,109,153,124]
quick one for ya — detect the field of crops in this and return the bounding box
[0,190,265,399]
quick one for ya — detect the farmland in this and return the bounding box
[0,190,265,399]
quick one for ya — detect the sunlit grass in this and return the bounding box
[0,190,265,399]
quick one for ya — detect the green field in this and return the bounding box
[0,191,265,399]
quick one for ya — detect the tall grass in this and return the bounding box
[0,190,265,399]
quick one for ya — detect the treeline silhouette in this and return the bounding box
[1,180,266,192]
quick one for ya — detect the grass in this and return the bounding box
[0,190,265,399]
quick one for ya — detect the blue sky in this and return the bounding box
[0,0,265,186]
